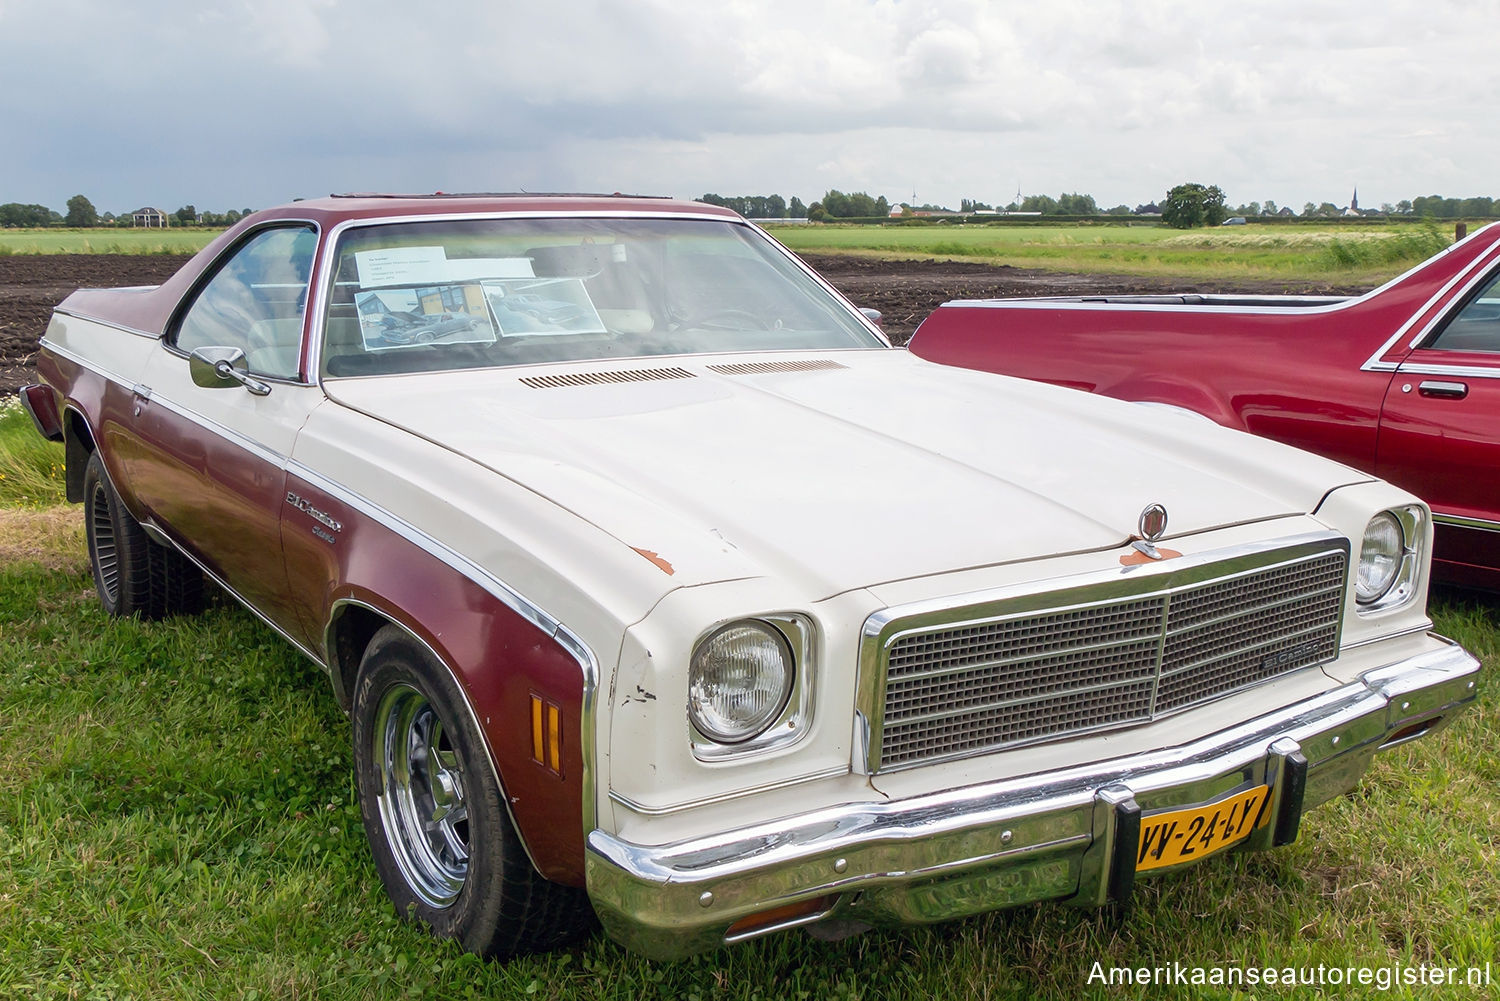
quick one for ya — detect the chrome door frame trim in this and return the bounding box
[1360,230,1500,372]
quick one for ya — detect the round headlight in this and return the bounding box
[688,621,794,744]
[1356,512,1404,604]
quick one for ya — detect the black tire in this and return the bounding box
[351,625,594,959]
[82,452,204,619]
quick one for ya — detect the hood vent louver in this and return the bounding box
[519,367,695,389]
[707,359,848,376]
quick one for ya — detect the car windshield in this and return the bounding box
[319,216,884,377]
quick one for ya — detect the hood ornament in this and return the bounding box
[1131,504,1169,561]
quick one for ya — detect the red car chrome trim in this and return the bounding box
[1433,513,1500,533]
[288,462,564,637]
[1357,225,1500,371]
[39,339,136,391]
[1396,362,1500,380]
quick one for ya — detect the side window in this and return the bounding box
[1430,269,1500,354]
[172,225,317,379]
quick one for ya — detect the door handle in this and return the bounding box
[1417,380,1468,400]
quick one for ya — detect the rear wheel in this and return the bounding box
[83,452,204,619]
[351,625,593,958]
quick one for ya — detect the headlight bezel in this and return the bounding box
[1355,505,1424,613]
[687,614,815,758]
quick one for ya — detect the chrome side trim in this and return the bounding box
[552,626,602,839]
[946,297,1363,317]
[1433,512,1500,534]
[138,388,292,469]
[325,596,544,874]
[1395,361,1500,380]
[155,526,325,667]
[39,339,137,391]
[286,461,562,638]
[50,309,161,339]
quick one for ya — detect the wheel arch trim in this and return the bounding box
[328,597,549,875]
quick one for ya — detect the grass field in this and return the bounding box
[766,222,1458,283]
[0,222,1471,286]
[0,229,214,255]
[1,398,1497,999]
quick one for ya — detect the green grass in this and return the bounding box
[1,407,1497,998]
[766,221,1463,284]
[0,228,216,255]
[0,397,66,508]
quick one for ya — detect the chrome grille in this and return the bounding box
[870,544,1347,770]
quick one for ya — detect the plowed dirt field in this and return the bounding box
[0,252,1372,394]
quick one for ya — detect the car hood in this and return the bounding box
[322,350,1368,598]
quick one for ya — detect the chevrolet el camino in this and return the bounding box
[20,194,1480,959]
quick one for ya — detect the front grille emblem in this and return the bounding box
[1132,504,1169,560]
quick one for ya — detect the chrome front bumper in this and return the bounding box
[586,636,1479,959]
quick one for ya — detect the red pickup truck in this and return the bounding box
[909,224,1500,591]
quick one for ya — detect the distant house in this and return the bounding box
[132,207,168,228]
[1134,203,1162,216]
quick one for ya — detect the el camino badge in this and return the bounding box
[1131,504,1169,560]
[287,491,343,543]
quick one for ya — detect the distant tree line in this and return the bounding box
[0,194,255,228]
[7,188,1499,231]
[697,193,804,219]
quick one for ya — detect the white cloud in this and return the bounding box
[1,0,1498,211]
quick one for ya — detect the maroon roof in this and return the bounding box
[253,192,738,228]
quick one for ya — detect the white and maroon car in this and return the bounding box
[21,194,1480,960]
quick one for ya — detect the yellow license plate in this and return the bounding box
[1136,785,1270,872]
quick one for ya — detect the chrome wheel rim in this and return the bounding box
[373,683,469,908]
[89,483,119,604]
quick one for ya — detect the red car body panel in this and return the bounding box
[280,470,589,884]
[909,223,1500,590]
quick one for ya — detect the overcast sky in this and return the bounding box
[2,0,1495,215]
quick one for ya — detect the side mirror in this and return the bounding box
[859,307,883,327]
[189,346,271,396]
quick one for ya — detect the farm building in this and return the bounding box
[132,207,168,228]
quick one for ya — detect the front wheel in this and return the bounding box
[351,625,593,958]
